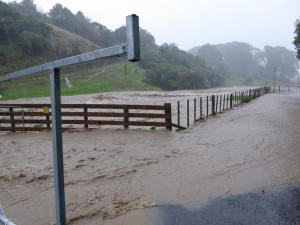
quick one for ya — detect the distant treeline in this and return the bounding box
[189,42,299,84]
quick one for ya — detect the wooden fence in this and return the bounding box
[0,103,172,132]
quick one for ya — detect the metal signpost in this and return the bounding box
[0,14,140,225]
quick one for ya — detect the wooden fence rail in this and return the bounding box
[0,103,173,132]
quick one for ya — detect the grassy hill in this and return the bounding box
[0,2,160,100]
[0,24,160,101]
[0,63,160,101]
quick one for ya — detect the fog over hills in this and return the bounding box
[189,42,299,85]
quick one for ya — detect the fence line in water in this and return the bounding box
[174,86,300,129]
[1,86,299,132]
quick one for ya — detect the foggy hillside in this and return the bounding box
[189,42,299,86]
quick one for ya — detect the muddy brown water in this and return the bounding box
[0,90,300,224]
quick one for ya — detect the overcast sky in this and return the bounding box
[3,0,300,51]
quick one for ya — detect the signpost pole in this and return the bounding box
[50,67,66,225]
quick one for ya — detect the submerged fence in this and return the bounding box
[271,86,300,93]
[0,103,172,131]
[1,86,299,132]
[174,86,299,128]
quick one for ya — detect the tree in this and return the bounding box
[215,42,264,77]
[264,46,299,79]
[20,0,37,15]
[139,42,221,90]
[196,44,226,76]
[9,0,44,19]
[0,1,52,43]
[49,3,74,29]
[293,19,300,60]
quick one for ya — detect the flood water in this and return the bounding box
[1,91,300,225]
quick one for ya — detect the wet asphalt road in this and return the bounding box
[155,186,300,225]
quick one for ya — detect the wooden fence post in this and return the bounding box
[46,115,51,129]
[216,95,218,114]
[235,92,237,106]
[220,95,222,112]
[230,94,233,109]
[84,107,88,129]
[9,107,16,132]
[124,107,129,129]
[177,101,180,126]
[187,100,190,127]
[43,106,51,129]
[226,94,229,109]
[164,103,172,131]
[241,92,244,104]
[206,96,209,118]
[212,95,215,115]
[200,97,203,119]
[223,94,225,110]
[194,98,196,124]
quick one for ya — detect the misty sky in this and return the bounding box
[3,0,300,51]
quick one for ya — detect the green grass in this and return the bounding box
[0,63,161,101]
[225,75,271,87]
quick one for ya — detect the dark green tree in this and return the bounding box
[49,3,74,30]
[0,1,52,43]
[140,43,222,90]
[293,19,300,60]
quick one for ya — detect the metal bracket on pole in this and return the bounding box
[0,205,16,225]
